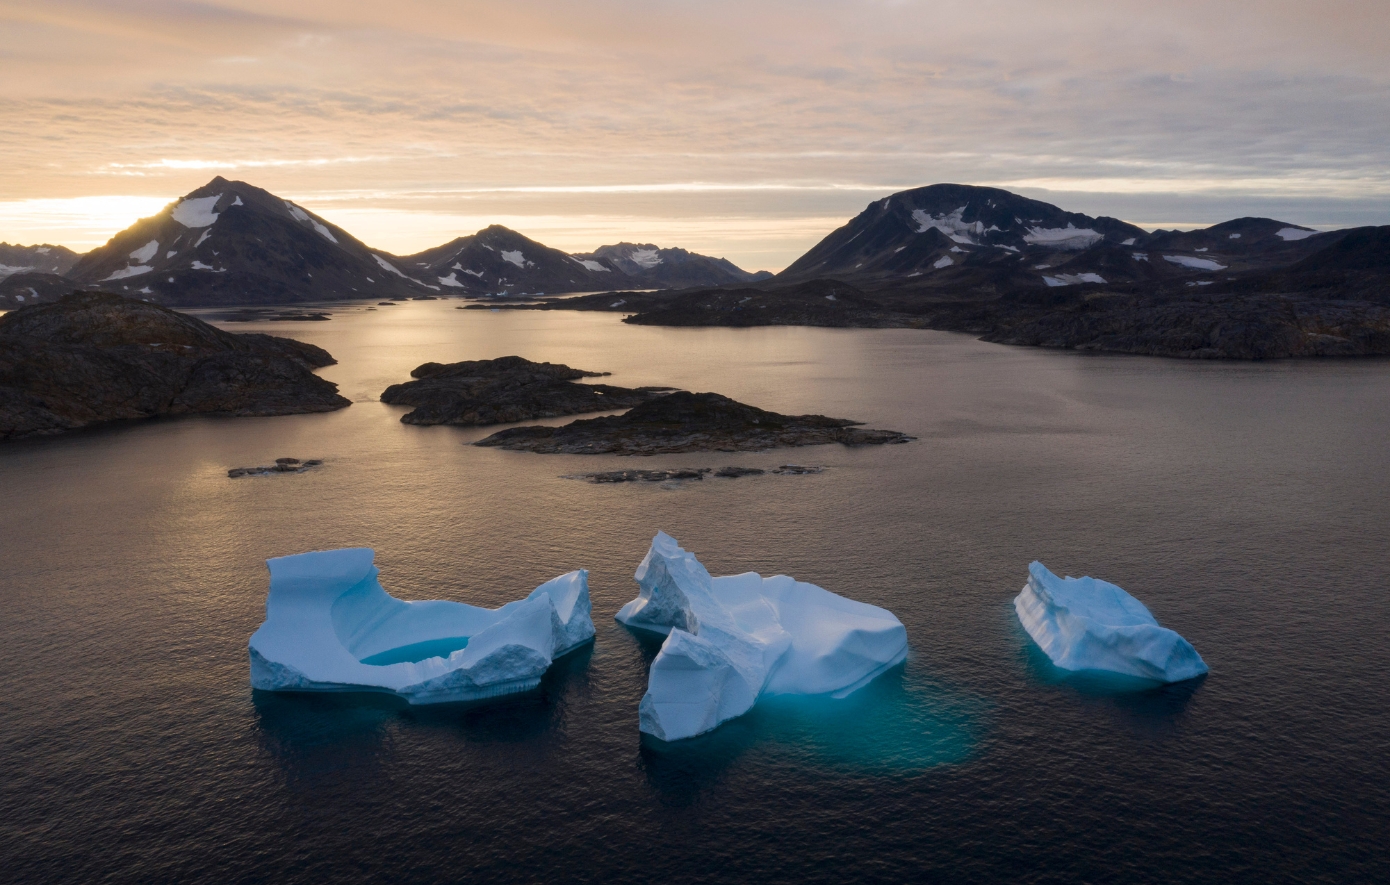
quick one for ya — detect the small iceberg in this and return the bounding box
[249,548,594,703]
[618,532,908,741]
[1015,561,1207,683]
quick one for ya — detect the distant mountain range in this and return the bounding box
[477,183,1390,359]
[0,177,771,308]
[576,243,772,288]
[0,243,81,280]
[4,178,1388,359]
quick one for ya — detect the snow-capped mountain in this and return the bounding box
[64,177,432,306]
[774,184,1364,293]
[398,225,627,296]
[575,243,772,289]
[778,184,1147,283]
[0,243,82,281]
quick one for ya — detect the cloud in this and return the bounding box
[0,0,1387,266]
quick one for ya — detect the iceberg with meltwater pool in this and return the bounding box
[617,532,908,741]
[249,548,594,703]
[1015,561,1207,683]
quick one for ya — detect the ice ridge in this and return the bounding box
[249,548,594,704]
[1014,561,1208,683]
[617,532,908,741]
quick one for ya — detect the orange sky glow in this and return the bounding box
[2,0,1388,270]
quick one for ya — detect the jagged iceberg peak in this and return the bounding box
[618,532,909,742]
[249,548,594,704]
[1015,561,1208,684]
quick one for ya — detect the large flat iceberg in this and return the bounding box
[617,532,908,741]
[250,548,594,703]
[1015,561,1207,683]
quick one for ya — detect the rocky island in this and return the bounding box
[380,355,671,425]
[0,291,349,440]
[474,391,913,454]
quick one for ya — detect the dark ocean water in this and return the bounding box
[1,302,1387,883]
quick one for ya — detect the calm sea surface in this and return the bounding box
[2,301,1388,883]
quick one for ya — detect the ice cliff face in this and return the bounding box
[1014,561,1208,683]
[617,532,908,741]
[249,548,594,703]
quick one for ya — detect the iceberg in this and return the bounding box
[1015,561,1208,683]
[249,548,594,703]
[617,532,908,741]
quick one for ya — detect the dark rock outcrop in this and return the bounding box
[380,355,670,425]
[228,457,323,477]
[0,292,350,440]
[475,391,913,455]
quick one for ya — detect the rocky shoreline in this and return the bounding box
[0,292,349,440]
[476,391,913,455]
[563,464,824,482]
[228,457,323,477]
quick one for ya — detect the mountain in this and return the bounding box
[1,272,82,309]
[0,243,82,281]
[778,183,1148,284]
[64,177,432,307]
[575,243,772,289]
[397,225,629,296]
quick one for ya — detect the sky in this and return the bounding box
[2,0,1388,271]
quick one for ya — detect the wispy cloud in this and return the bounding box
[1,0,1387,267]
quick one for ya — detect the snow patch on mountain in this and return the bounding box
[629,248,662,268]
[912,207,980,244]
[1164,255,1227,271]
[501,250,529,268]
[130,240,159,263]
[171,195,222,228]
[438,273,464,287]
[103,265,153,281]
[1043,273,1106,287]
[933,255,954,269]
[284,201,338,243]
[1277,227,1317,241]
[571,257,609,272]
[1024,225,1103,249]
[372,254,408,277]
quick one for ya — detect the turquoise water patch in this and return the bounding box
[748,664,981,772]
[640,662,983,778]
[360,636,470,666]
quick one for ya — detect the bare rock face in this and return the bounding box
[475,391,913,455]
[380,355,669,425]
[0,291,349,440]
